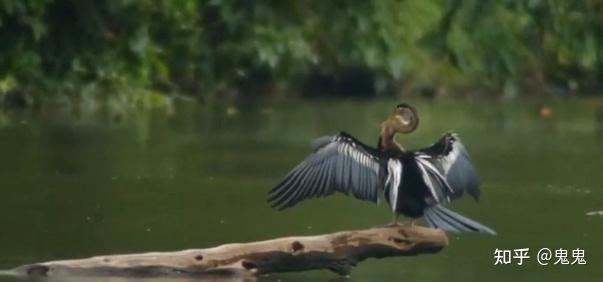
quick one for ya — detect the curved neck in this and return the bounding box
[379,121,404,152]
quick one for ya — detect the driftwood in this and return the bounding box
[10,226,447,279]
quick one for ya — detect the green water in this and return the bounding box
[0,99,602,281]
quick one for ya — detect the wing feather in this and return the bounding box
[268,132,387,209]
[269,163,314,208]
[414,132,480,204]
[308,160,328,199]
[282,165,317,208]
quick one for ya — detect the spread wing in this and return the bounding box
[268,132,387,210]
[413,132,480,204]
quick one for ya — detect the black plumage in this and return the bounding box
[267,104,495,235]
[268,133,386,208]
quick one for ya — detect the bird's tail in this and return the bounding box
[424,205,496,235]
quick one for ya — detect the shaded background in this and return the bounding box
[2,0,603,104]
[1,1,603,282]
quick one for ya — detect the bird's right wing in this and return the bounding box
[268,132,388,210]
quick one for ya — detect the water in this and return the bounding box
[0,99,602,281]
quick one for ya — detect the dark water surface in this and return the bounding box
[0,100,602,281]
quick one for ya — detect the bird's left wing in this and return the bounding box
[414,132,480,204]
[268,132,387,210]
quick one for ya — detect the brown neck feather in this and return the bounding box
[379,121,404,152]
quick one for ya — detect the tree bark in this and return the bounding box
[11,226,447,278]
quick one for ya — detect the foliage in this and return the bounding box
[440,0,603,96]
[1,0,602,103]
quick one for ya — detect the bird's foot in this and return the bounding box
[403,219,416,227]
[374,215,415,228]
[384,221,403,227]
[380,220,415,228]
[373,221,402,228]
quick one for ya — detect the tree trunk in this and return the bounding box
[11,226,447,278]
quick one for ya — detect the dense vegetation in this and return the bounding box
[1,0,603,105]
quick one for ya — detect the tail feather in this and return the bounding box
[424,205,496,235]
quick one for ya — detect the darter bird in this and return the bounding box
[267,103,496,235]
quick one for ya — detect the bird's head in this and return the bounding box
[387,103,419,134]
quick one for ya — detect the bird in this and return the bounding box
[267,103,496,235]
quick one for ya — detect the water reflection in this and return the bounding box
[0,100,602,282]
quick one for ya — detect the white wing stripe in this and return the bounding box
[416,161,441,202]
[441,142,460,173]
[269,133,386,209]
[417,158,454,194]
[386,159,402,212]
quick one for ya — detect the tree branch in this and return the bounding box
[12,226,447,278]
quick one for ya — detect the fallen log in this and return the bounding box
[10,226,447,278]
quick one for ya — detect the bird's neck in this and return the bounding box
[379,122,404,152]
